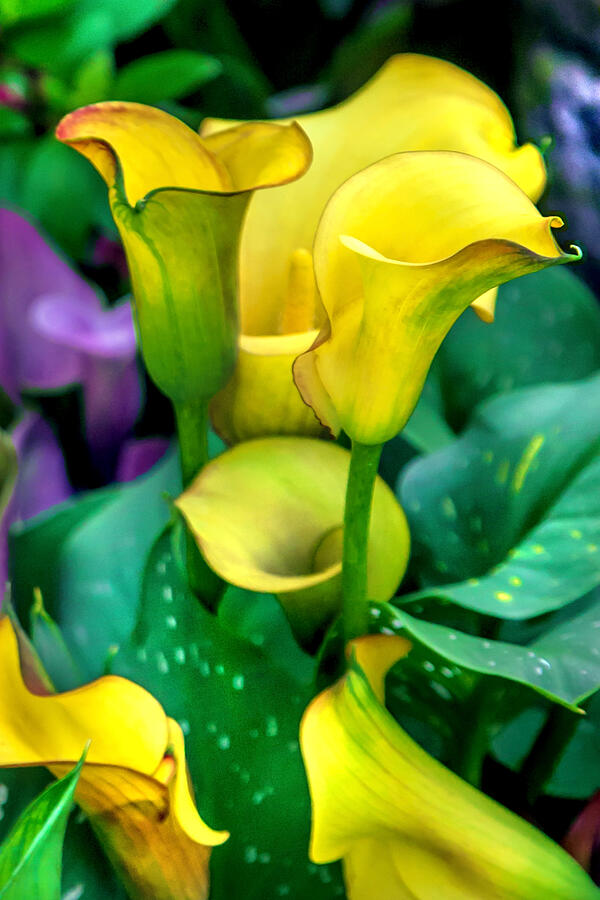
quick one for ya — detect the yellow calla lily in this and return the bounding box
[0,615,228,900]
[55,103,312,437]
[293,151,579,446]
[175,437,409,644]
[205,54,547,443]
[300,634,600,899]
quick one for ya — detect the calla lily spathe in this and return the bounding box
[55,103,312,411]
[175,437,409,644]
[300,634,600,900]
[293,151,580,446]
[203,53,546,335]
[206,54,548,444]
[0,615,228,900]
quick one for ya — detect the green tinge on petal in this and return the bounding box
[111,186,248,406]
[294,151,580,445]
[175,437,410,643]
[300,635,600,900]
[56,104,313,408]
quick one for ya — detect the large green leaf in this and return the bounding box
[437,266,600,430]
[383,587,600,711]
[114,525,344,900]
[399,374,600,619]
[113,50,222,103]
[0,754,83,900]
[11,446,180,680]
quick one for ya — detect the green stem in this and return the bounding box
[173,397,220,599]
[341,441,383,642]
[519,704,580,804]
[174,398,209,488]
[454,682,502,787]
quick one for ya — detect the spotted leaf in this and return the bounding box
[399,373,600,619]
[113,525,345,900]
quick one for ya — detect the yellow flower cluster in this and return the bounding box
[0,54,586,900]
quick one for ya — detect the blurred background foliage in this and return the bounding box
[2,0,599,290]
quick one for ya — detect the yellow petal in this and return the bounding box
[57,103,312,205]
[201,120,313,193]
[0,616,228,900]
[202,54,546,336]
[56,104,312,409]
[300,634,600,900]
[210,331,324,445]
[56,101,231,203]
[210,248,323,444]
[294,151,579,445]
[471,286,498,322]
[175,437,409,642]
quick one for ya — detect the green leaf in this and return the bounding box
[11,446,180,680]
[113,50,222,103]
[20,137,110,258]
[0,0,74,27]
[7,0,176,77]
[0,108,31,138]
[65,49,114,109]
[6,12,113,78]
[399,374,600,619]
[438,266,600,430]
[401,393,455,455]
[76,0,177,44]
[0,753,84,900]
[114,525,344,900]
[494,691,600,800]
[0,769,126,900]
[0,431,17,520]
[383,588,600,711]
[29,589,82,691]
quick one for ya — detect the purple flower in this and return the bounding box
[0,208,141,467]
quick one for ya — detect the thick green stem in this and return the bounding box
[174,397,219,599]
[341,441,383,642]
[174,398,209,488]
[519,704,580,804]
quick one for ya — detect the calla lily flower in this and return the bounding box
[205,54,547,443]
[175,437,409,643]
[293,151,580,445]
[300,634,600,899]
[55,103,312,417]
[0,615,228,900]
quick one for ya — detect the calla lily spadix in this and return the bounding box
[55,103,312,483]
[206,53,549,444]
[293,150,580,446]
[300,634,600,900]
[175,437,409,644]
[0,615,228,900]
